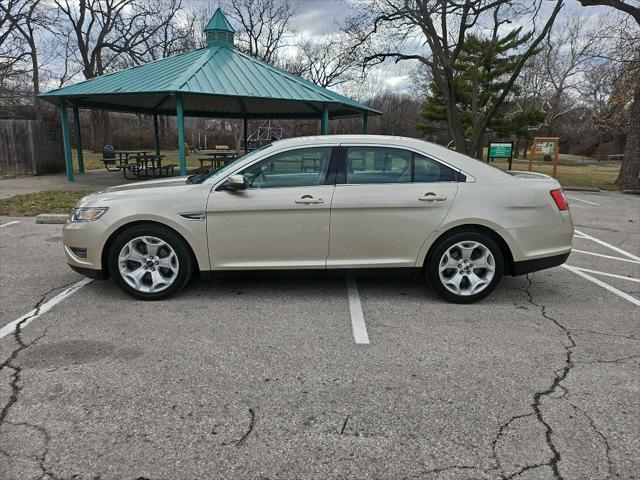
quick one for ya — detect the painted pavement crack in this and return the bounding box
[0,282,76,478]
[564,400,614,480]
[236,407,255,446]
[7,420,64,480]
[340,414,349,435]
[491,275,621,480]
[572,329,640,342]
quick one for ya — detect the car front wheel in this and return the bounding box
[427,231,503,304]
[108,224,194,300]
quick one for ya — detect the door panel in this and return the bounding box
[207,186,335,269]
[328,183,458,268]
[206,145,336,270]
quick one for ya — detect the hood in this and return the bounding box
[98,177,188,194]
[75,177,195,208]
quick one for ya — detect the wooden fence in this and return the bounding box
[0,119,64,175]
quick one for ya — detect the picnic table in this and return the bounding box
[115,150,150,163]
[198,151,237,170]
[121,154,177,179]
[103,150,150,172]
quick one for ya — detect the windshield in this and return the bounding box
[186,144,273,185]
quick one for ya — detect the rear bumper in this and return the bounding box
[511,251,570,276]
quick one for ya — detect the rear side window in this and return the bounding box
[414,154,458,182]
[344,147,460,184]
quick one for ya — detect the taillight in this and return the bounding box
[550,188,569,211]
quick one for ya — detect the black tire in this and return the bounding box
[108,224,194,300]
[427,231,504,304]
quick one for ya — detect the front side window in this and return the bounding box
[242,147,332,189]
[345,147,459,184]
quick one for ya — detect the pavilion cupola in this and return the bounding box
[204,8,235,47]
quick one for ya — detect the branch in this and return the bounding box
[578,0,640,25]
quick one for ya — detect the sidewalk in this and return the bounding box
[0,170,144,198]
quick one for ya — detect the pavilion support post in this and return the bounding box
[72,105,84,173]
[176,94,187,176]
[153,113,161,156]
[363,112,369,134]
[321,104,329,135]
[243,116,248,154]
[59,99,74,182]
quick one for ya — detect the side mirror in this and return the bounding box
[225,174,246,191]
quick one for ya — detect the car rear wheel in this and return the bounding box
[427,231,503,304]
[108,224,193,300]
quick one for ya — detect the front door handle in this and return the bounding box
[419,192,448,202]
[295,194,324,205]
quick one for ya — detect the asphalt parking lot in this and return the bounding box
[1,191,638,480]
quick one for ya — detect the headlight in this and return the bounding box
[70,207,108,222]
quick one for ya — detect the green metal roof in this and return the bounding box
[205,8,235,33]
[40,10,377,119]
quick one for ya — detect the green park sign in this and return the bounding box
[487,141,514,169]
[488,142,513,158]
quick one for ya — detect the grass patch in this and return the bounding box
[492,159,620,190]
[79,149,204,171]
[0,190,93,216]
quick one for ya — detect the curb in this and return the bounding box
[35,214,68,224]
[563,186,600,192]
[621,189,640,195]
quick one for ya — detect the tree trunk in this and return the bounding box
[444,99,467,154]
[437,67,468,154]
[615,83,640,189]
[30,47,41,121]
[90,110,111,151]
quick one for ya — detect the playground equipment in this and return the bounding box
[243,120,284,150]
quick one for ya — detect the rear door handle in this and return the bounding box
[419,192,447,202]
[295,195,324,205]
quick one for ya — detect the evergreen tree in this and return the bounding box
[417,29,544,156]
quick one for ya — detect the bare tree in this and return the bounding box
[0,4,27,94]
[540,16,603,129]
[350,0,564,157]
[222,0,295,63]
[579,0,640,24]
[0,0,49,118]
[287,36,363,88]
[580,0,640,188]
[53,0,184,149]
[136,4,198,62]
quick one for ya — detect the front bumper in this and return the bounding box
[68,264,108,279]
[63,219,108,277]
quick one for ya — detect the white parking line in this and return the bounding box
[562,265,640,307]
[0,220,19,228]
[346,278,370,344]
[0,278,93,340]
[567,196,600,206]
[574,229,640,262]
[568,266,640,283]
[571,249,640,265]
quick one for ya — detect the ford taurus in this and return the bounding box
[63,135,573,303]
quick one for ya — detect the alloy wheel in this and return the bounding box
[118,236,180,293]
[438,241,496,296]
